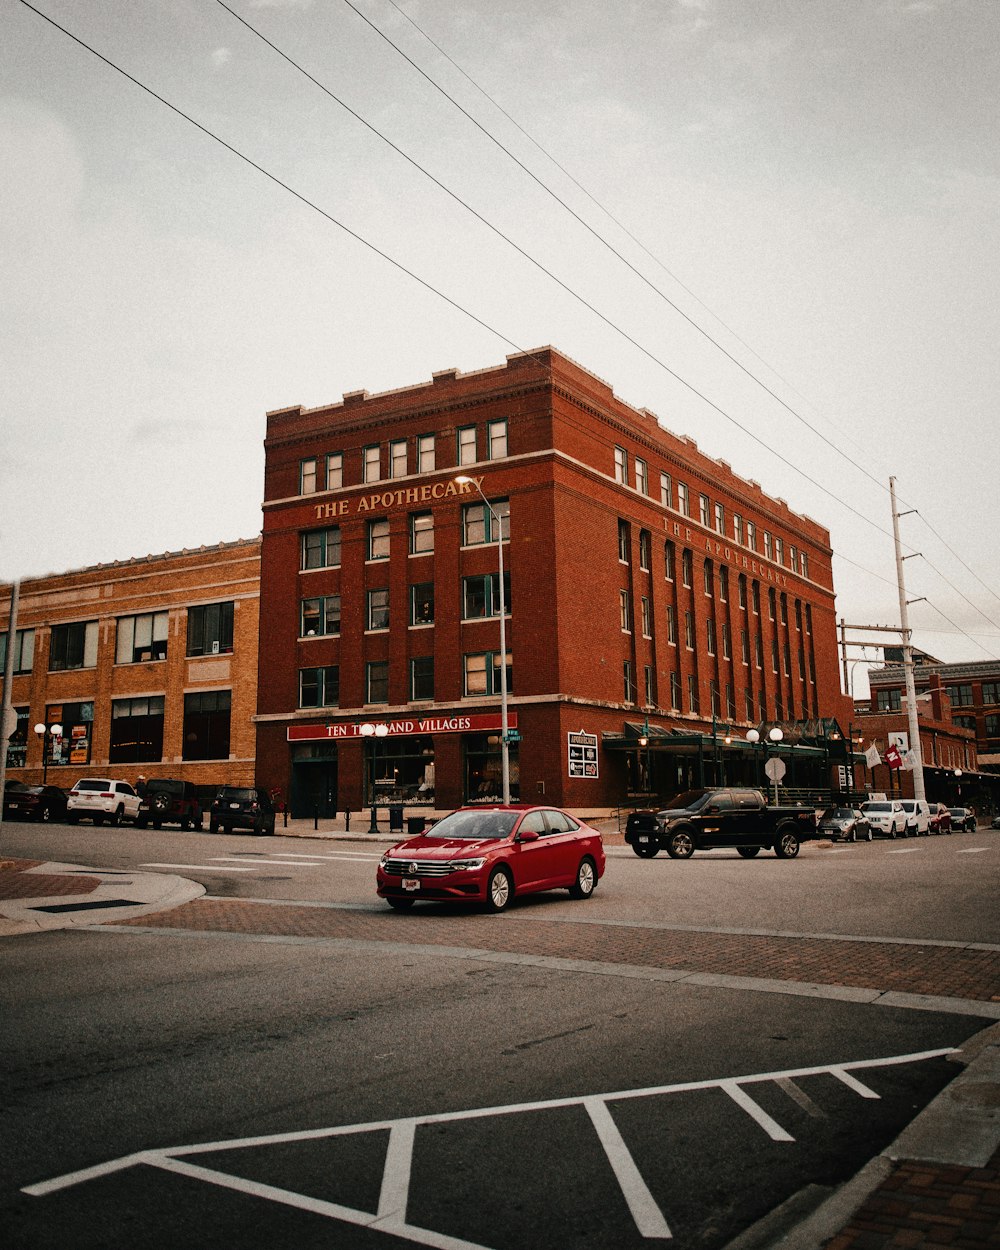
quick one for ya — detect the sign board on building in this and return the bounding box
[287,712,517,742]
[568,731,599,779]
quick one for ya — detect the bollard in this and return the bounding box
[283,808,288,828]
[368,805,379,834]
[345,810,351,832]
[313,805,319,831]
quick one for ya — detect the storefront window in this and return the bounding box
[46,702,94,767]
[110,696,165,764]
[183,690,231,760]
[365,736,435,805]
[464,733,519,803]
[4,707,28,767]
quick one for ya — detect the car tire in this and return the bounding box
[774,829,800,859]
[486,867,513,912]
[666,829,695,859]
[737,846,761,858]
[39,804,52,823]
[865,826,873,842]
[113,805,125,827]
[632,842,658,858]
[569,857,597,899]
[849,826,857,843]
[387,897,414,911]
[889,824,897,839]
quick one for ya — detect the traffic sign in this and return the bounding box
[764,757,786,782]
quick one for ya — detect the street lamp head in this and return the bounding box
[745,729,760,744]
[34,722,47,737]
[768,727,784,743]
[50,723,62,737]
[374,724,389,738]
[454,475,473,484]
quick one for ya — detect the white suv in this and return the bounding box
[860,799,906,839]
[898,798,931,836]
[67,779,142,827]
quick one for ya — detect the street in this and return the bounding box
[2,822,998,1248]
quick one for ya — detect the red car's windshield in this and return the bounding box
[425,810,520,840]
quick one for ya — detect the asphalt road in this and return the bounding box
[2,821,998,1249]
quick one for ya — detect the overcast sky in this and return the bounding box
[3,0,998,689]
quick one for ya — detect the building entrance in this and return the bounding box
[291,753,338,819]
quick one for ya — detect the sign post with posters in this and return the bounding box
[568,731,599,779]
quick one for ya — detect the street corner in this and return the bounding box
[0,857,205,936]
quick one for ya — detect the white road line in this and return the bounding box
[140,863,258,873]
[958,848,990,854]
[207,858,316,867]
[830,1068,880,1099]
[377,1120,417,1226]
[585,1097,672,1239]
[719,1081,794,1142]
[279,852,381,861]
[887,848,922,854]
[774,1078,826,1119]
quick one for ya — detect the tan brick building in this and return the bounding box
[1,539,260,798]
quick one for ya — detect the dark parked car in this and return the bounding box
[135,779,203,830]
[377,805,606,912]
[209,786,275,835]
[818,807,872,842]
[948,807,977,832]
[2,784,68,822]
[625,788,818,859]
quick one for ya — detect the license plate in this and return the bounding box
[229,802,240,809]
[638,835,650,843]
[8,802,19,810]
[402,878,420,892]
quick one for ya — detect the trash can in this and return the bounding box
[406,815,426,836]
[389,804,404,833]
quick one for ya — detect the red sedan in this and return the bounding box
[377,805,606,912]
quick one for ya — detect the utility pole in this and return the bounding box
[889,478,926,803]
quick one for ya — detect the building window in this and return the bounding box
[410,511,434,555]
[722,622,732,659]
[302,526,341,570]
[635,457,648,494]
[720,563,730,599]
[772,639,779,673]
[300,458,318,494]
[677,482,690,516]
[800,551,809,578]
[670,672,681,710]
[738,574,747,609]
[390,439,408,479]
[733,514,745,544]
[299,666,339,709]
[688,675,699,714]
[984,713,1000,741]
[953,715,976,731]
[746,520,756,552]
[775,537,784,566]
[301,595,341,637]
[109,696,165,764]
[664,540,675,581]
[48,620,99,671]
[726,682,736,719]
[639,529,651,571]
[660,472,672,509]
[789,545,797,571]
[620,590,631,632]
[741,628,750,665]
[709,680,720,717]
[783,641,791,675]
[488,420,508,460]
[366,661,389,704]
[368,518,390,560]
[618,519,630,563]
[755,633,764,668]
[411,656,434,702]
[768,587,776,620]
[798,646,806,678]
[464,652,511,697]
[699,494,710,526]
[326,452,343,490]
[946,684,974,707]
[116,611,168,664]
[0,628,34,675]
[4,707,29,768]
[752,581,761,615]
[641,596,652,638]
[623,660,635,704]
[714,502,725,534]
[685,611,695,650]
[457,425,477,465]
[763,531,774,561]
[462,498,509,545]
[463,572,511,619]
[703,558,714,595]
[367,589,390,632]
[363,444,381,484]
[186,602,234,657]
[706,618,716,655]
[682,549,693,587]
[411,583,434,625]
[780,593,788,625]
[983,683,1000,705]
[666,605,677,644]
[417,434,435,473]
[644,665,655,705]
[182,690,231,760]
[745,691,755,721]
[614,446,627,484]
[795,599,803,632]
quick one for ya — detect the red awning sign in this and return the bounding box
[287,712,517,742]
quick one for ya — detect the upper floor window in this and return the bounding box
[714,502,725,534]
[738,573,747,608]
[752,580,761,615]
[681,548,693,587]
[620,589,631,632]
[457,425,477,466]
[390,439,408,479]
[703,558,714,596]
[0,628,34,675]
[660,472,672,509]
[635,458,648,495]
[638,529,651,571]
[366,661,389,705]
[326,452,343,490]
[462,498,509,545]
[49,620,99,671]
[666,604,677,644]
[623,660,635,704]
[800,551,809,578]
[618,519,630,563]
[464,651,512,697]
[699,494,710,527]
[641,597,652,638]
[719,566,729,602]
[410,583,434,626]
[300,458,318,495]
[614,446,627,484]
[706,618,716,655]
[410,511,434,555]
[368,518,390,560]
[301,595,341,637]
[411,656,434,702]
[366,588,389,632]
[876,689,902,712]
[186,601,234,657]
[677,482,690,516]
[733,514,745,544]
[768,586,777,620]
[363,444,381,484]
[947,684,974,707]
[301,526,341,570]
[116,611,168,664]
[746,520,756,552]
[983,683,1000,705]
[488,420,508,460]
[789,544,797,571]
[463,572,511,619]
[300,665,340,709]
[670,671,681,709]
[775,537,785,566]
[417,434,435,473]
[664,540,675,581]
[763,531,774,561]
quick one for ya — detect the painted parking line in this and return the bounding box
[274,852,382,861]
[24,1047,956,1249]
[140,863,259,873]
[208,857,322,867]
[887,848,923,854]
[958,847,991,854]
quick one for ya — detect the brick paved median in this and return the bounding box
[0,859,101,901]
[119,897,1000,1005]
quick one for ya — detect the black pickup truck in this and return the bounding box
[625,787,818,859]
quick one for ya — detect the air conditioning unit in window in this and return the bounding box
[212,641,220,655]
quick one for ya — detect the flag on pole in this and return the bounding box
[885,745,903,770]
[901,749,917,771]
[864,743,881,768]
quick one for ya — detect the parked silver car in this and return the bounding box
[860,799,906,839]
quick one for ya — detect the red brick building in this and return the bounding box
[256,347,853,816]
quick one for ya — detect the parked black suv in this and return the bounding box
[136,779,203,830]
[210,786,276,835]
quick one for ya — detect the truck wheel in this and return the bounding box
[666,829,695,859]
[569,857,597,899]
[632,843,659,858]
[774,829,800,858]
[737,846,761,858]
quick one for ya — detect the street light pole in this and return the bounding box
[455,476,510,804]
[33,722,63,784]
